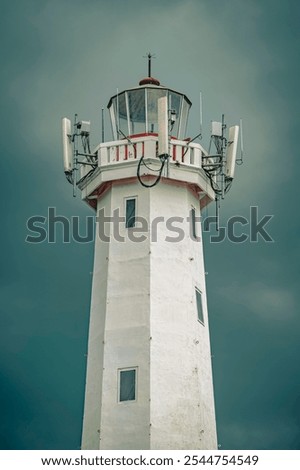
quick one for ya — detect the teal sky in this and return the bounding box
[0,0,299,449]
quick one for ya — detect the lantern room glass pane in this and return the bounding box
[112,92,128,138]
[169,91,182,138]
[119,92,128,137]
[179,98,190,140]
[127,89,146,135]
[108,86,191,140]
[147,88,166,134]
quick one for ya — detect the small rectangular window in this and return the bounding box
[195,288,204,324]
[191,207,197,239]
[125,198,136,228]
[119,368,136,402]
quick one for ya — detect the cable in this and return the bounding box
[112,126,167,189]
[142,159,164,172]
[76,166,97,186]
[181,132,203,160]
[137,154,168,188]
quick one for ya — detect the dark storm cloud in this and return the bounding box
[0,0,299,450]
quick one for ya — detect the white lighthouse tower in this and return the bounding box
[62,62,240,450]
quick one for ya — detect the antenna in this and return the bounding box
[136,94,169,189]
[236,118,244,165]
[225,125,239,179]
[116,88,120,138]
[199,91,203,139]
[62,118,73,174]
[101,108,105,143]
[158,95,169,156]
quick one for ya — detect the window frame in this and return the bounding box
[118,367,137,403]
[191,206,197,240]
[195,287,204,325]
[125,196,137,229]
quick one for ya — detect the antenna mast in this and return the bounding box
[144,52,156,76]
[73,113,78,198]
[236,118,244,165]
[101,108,105,143]
[199,91,203,139]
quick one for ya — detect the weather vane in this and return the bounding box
[143,52,156,77]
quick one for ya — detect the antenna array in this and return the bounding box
[61,114,98,196]
[201,113,244,230]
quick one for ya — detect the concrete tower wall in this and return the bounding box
[149,182,217,449]
[99,182,151,449]
[81,179,217,450]
[81,190,111,449]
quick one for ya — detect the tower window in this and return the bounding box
[125,198,136,228]
[119,368,137,402]
[195,288,204,325]
[191,207,197,239]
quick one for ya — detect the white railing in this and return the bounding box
[97,135,205,167]
[80,135,207,181]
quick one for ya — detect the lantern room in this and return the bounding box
[107,77,192,140]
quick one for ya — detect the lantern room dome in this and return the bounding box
[139,77,161,86]
[107,79,192,141]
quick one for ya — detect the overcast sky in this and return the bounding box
[0,0,299,450]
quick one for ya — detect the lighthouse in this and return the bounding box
[62,62,240,450]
